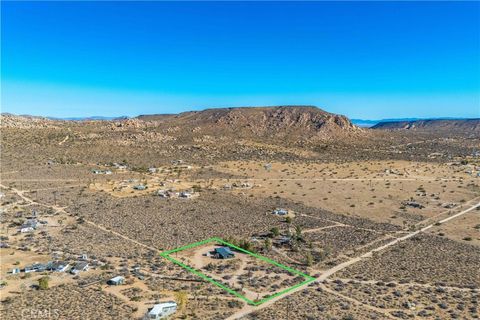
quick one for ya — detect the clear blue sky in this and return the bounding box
[2,1,479,119]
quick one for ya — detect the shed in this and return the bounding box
[179,191,192,198]
[25,263,47,273]
[107,276,125,286]
[48,261,70,272]
[70,261,89,274]
[144,301,177,319]
[273,208,288,216]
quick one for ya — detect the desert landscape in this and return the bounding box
[1,1,479,318]
[1,106,479,319]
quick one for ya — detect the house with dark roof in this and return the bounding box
[212,247,234,259]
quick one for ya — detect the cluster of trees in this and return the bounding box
[223,236,256,252]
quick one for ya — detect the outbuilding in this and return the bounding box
[144,301,177,319]
[107,276,125,286]
[273,208,289,216]
[48,261,70,272]
[70,261,89,274]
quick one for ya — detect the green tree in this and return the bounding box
[264,238,272,252]
[174,291,188,314]
[294,225,303,240]
[270,227,280,237]
[239,239,255,252]
[38,276,49,290]
[305,251,314,266]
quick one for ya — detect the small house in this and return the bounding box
[25,263,47,273]
[157,190,171,198]
[19,219,38,232]
[92,169,103,174]
[404,201,424,209]
[48,261,70,272]
[10,268,20,274]
[133,185,147,190]
[273,208,289,216]
[179,191,192,198]
[148,167,157,173]
[107,276,125,286]
[20,227,34,233]
[70,261,89,274]
[213,247,234,259]
[144,301,177,320]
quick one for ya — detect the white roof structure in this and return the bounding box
[147,301,177,318]
[110,276,124,282]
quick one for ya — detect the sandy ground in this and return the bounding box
[210,160,478,225]
[175,244,304,301]
[426,209,480,246]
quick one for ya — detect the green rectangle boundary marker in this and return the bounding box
[160,237,316,306]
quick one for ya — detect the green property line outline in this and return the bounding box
[160,237,316,305]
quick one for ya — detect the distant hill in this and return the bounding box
[50,116,129,121]
[352,117,476,128]
[136,106,361,140]
[372,118,480,133]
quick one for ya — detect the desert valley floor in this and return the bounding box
[1,108,479,319]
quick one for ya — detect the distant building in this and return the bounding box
[20,227,35,233]
[113,163,128,170]
[272,208,289,216]
[10,268,20,274]
[133,185,147,190]
[213,247,235,259]
[70,262,89,274]
[144,301,177,320]
[92,169,112,175]
[25,263,47,273]
[274,236,292,246]
[157,190,169,198]
[148,167,157,173]
[179,191,192,198]
[107,276,125,286]
[48,261,70,272]
[23,219,38,228]
[403,201,424,209]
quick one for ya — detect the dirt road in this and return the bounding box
[226,200,480,320]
